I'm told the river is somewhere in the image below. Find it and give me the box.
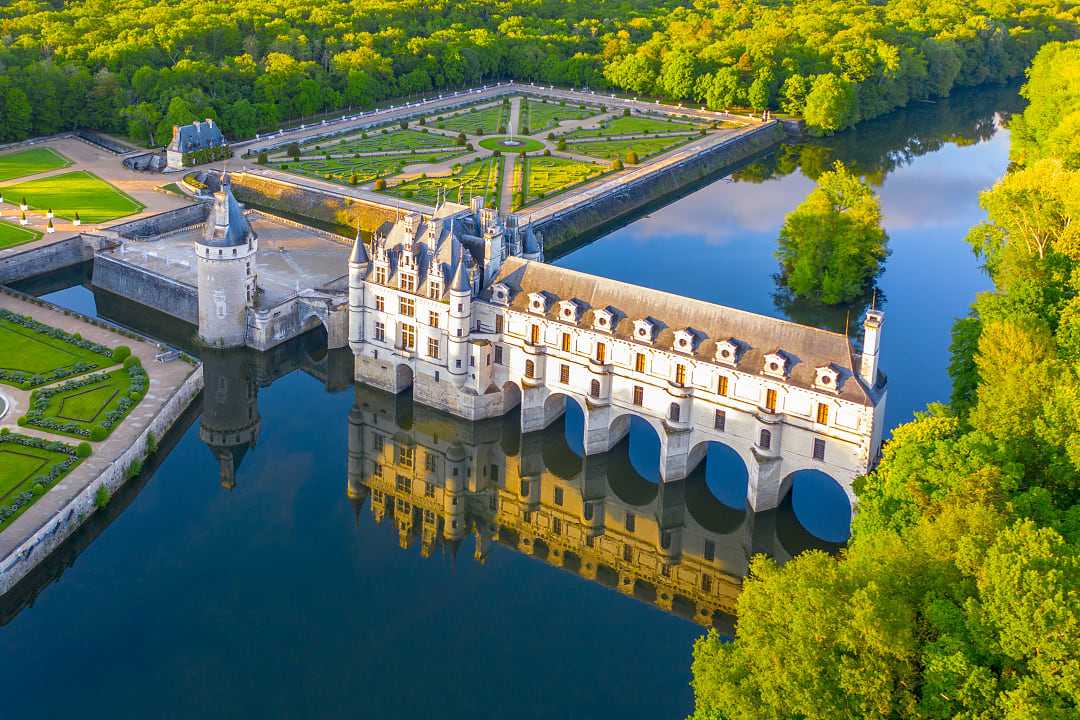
[0,84,1019,720]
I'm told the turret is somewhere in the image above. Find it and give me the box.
[348,227,369,354]
[859,309,884,388]
[195,174,257,348]
[447,245,472,383]
[198,350,260,490]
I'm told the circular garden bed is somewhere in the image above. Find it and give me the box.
[478,136,545,153]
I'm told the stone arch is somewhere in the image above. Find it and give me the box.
[685,438,753,510]
[393,362,414,394]
[777,467,853,544]
[605,411,666,486]
[501,380,522,414]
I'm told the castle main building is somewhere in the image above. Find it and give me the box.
[348,202,887,512]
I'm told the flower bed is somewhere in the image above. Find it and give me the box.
[0,430,83,531]
[20,359,149,440]
[0,308,120,389]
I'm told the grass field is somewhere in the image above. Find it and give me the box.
[569,135,693,162]
[435,104,510,135]
[23,365,146,440]
[2,171,144,223]
[276,151,465,186]
[521,156,605,204]
[565,114,701,138]
[387,156,504,207]
[0,220,42,250]
[0,147,71,182]
[478,136,545,153]
[523,99,599,133]
[0,313,116,389]
[301,129,455,155]
[0,434,81,532]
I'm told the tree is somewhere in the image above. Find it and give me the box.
[803,73,858,135]
[776,161,889,304]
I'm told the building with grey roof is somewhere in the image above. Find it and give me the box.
[166,119,228,170]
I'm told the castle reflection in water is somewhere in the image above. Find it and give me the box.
[199,337,840,630]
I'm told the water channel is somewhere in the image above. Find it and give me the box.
[0,84,1019,719]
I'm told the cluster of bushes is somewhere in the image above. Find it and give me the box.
[0,430,81,525]
[181,144,233,167]
[0,361,99,390]
[20,359,148,440]
[1,309,113,358]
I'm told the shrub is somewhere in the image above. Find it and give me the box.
[374,178,387,190]
[625,150,639,164]
[94,484,110,508]
[612,158,624,170]
[456,132,466,146]
[557,139,567,151]
[547,133,555,140]
[404,190,415,198]
[16,416,27,426]
[349,173,358,185]
[521,126,530,135]
[543,149,551,156]
[90,426,107,441]
[145,432,157,455]
[76,442,92,458]
[123,355,141,369]
[256,151,268,164]
[399,119,408,130]
[281,163,289,170]
[112,345,131,363]
[286,142,301,158]
[623,108,631,116]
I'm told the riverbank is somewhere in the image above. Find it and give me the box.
[0,289,202,595]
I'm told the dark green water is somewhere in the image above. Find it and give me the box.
[0,84,1018,719]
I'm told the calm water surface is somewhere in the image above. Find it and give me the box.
[0,85,1018,720]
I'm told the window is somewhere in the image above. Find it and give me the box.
[375,295,384,312]
[635,353,646,373]
[400,273,415,292]
[494,345,504,365]
[813,437,826,461]
[525,360,535,379]
[495,315,504,333]
[429,282,441,299]
[702,574,712,593]
[554,487,564,506]
[625,512,635,531]
[530,325,540,345]
[400,323,415,350]
[669,403,680,422]
[397,444,414,468]
[425,482,435,498]
[714,409,726,431]
[595,342,606,364]
[428,311,439,328]
[520,479,530,496]
[704,539,715,562]
[425,453,437,471]
[560,364,570,384]
[717,375,729,396]
[375,266,386,284]
[623,544,633,561]
[552,517,562,535]
[759,429,771,450]
[816,403,829,425]
[561,333,571,352]
[675,363,686,385]
[395,474,410,493]
[399,297,415,317]
[427,337,440,359]
[765,388,777,412]
[374,321,385,341]
[590,379,600,398]
[633,385,644,406]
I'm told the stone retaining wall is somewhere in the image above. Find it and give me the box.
[105,202,209,239]
[0,365,204,596]
[0,235,112,285]
[231,174,399,234]
[91,253,198,324]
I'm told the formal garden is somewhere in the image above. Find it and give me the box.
[2,170,144,223]
[567,135,696,162]
[0,430,85,532]
[521,98,600,133]
[275,150,466,186]
[388,155,504,207]
[0,147,71,182]
[564,114,703,138]
[0,220,42,250]
[517,156,607,207]
[0,308,120,388]
[19,358,148,440]
[431,103,510,135]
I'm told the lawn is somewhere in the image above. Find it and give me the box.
[478,136,545,153]
[2,170,144,223]
[276,151,466,186]
[0,147,71,182]
[568,135,694,162]
[386,156,504,208]
[521,156,606,205]
[300,129,455,155]
[0,220,42,250]
[22,363,149,440]
[0,309,117,389]
[565,114,702,138]
[434,104,510,135]
[523,99,599,134]
[0,432,82,532]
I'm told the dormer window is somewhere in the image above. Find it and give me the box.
[763,352,788,378]
[673,329,696,353]
[633,319,655,344]
[715,339,739,366]
[815,365,840,392]
[593,308,615,333]
[400,273,415,293]
[375,266,387,285]
[558,300,582,324]
[491,282,510,306]
[428,281,442,299]
[528,292,549,315]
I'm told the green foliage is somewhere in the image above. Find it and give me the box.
[76,442,92,458]
[776,161,889,304]
[94,484,110,508]
[111,345,131,362]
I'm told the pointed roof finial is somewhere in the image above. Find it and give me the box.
[450,250,471,293]
[870,288,877,311]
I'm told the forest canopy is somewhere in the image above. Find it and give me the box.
[0,0,1077,144]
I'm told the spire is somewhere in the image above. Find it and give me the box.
[201,172,255,248]
[450,251,471,293]
[349,227,369,265]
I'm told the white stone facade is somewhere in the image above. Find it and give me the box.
[349,217,887,512]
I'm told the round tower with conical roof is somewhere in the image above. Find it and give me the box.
[447,242,472,385]
[196,174,258,347]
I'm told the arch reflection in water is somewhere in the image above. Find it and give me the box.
[345,385,843,628]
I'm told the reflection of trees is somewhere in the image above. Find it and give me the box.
[772,282,886,342]
[733,83,1021,186]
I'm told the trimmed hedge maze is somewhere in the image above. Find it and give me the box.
[300,128,454,155]
[522,98,600,134]
[520,156,606,206]
[433,104,510,135]
[568,135,694,162]
[389,156,504,208]
[565,114,702,138]
[276,151,466,186]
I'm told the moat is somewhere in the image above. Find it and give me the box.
[0,84,1017,719]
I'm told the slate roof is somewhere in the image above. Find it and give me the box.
[201,177,256,248]
[168,119,226,154]
[489,257,876,405]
